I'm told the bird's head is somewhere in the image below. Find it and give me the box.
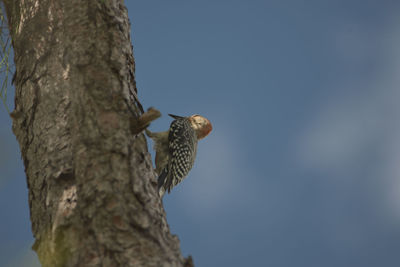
[168,114,212,139]
[188,114,212,139]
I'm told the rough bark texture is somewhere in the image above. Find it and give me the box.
[3,1,191,266]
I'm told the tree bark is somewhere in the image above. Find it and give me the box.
[3,1,191,266]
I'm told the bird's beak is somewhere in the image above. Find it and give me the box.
[168,114,184,119]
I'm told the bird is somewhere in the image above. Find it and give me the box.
[146,114,212,197]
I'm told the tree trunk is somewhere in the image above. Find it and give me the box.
[3,1,191,266]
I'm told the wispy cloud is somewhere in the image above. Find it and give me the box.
[294,17,400,220]
[164,124,252,218]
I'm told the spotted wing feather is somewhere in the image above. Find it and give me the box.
[163,118,197,193]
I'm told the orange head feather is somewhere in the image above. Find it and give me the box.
[189,115,212,139]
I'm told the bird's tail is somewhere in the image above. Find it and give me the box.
[158,167,168,197]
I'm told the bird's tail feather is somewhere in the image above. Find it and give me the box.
[158,167,168,197]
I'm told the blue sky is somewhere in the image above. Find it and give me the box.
[1,1,400,266]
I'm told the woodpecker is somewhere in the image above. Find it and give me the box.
[146,114,212,197]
